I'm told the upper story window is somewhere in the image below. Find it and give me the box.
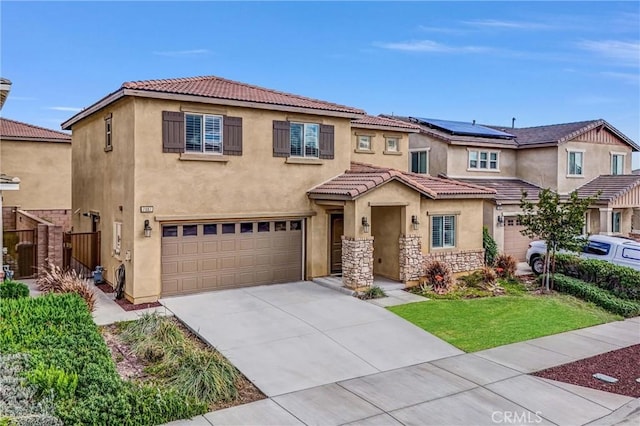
[186,113,223,154]
[385,137,399,153]
[567,150,584,176]
[290,122,319,157]
[468,150,499,170]
[431,215,455,248]
[411,150,428,174]
[611,153,625,175]
[104,114,113,152]
[357,135,372,151]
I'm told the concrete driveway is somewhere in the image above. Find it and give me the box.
[160,281,462,396]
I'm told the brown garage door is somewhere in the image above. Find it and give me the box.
[161,220,303,296]
[503,217,532,262]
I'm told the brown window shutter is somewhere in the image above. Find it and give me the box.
[223,116,243,156]
[273,120,291,157]
[319,124,335,159]
[162,111,185,153]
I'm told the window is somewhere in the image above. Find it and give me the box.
[622,247,640,261]
[290,220,302,230]
[185,113,223,154]
[611,154,624,175]
[203,224,217,235]
[240,223,253,233]
[357,135,372,151]
[182,225,198,236]
[583,241,611,256]
[258,222,270,232]
[290,122,319,157]
[411,151,428,174]
[385,137,399,152]
[163,226,178,237]
[612,211,621,233]
[468,150,499,170]
[222,223,235,234]
[104,114,112,152]
[568,151,584,176]
[113,222,122,255]
[431,215,455,248]
[275,221,287,231]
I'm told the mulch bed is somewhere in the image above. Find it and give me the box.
[95,282,162,311]
[533,344,640,397]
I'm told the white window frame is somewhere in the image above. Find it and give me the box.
[290,122,319,158]
[410,149,429,174]
[566,149,585,177]
[467,149,500,171]
[431,215,456,249]
[611,152,625,175]
[357,135,372,151]
[113,222,122,256]
[612,211,621,233]
[385,137,399,153]
[185,113,223,154]
[104,114,113,152]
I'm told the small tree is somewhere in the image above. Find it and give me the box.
[519,188,599,292]
[483,227,498,266]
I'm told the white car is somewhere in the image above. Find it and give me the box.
[525,234,640,275]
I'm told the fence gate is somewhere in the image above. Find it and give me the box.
[63,231,101,277]
[2,230,38,279]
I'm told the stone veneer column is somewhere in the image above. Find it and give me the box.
[399,234,423,282]
[341,236,374,289]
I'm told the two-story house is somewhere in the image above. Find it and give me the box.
[392,116,640,259]
[62,76,494,304]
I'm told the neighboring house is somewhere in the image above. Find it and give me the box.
[62,75,493,303]
[0,118,72,230]
[391,116,640,260]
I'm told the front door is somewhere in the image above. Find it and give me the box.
[330,214,344,274]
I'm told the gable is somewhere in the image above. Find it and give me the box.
[572,127,629,148]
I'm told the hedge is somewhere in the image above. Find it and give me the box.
[0,293,206,425]
[0,280,29,299]
[552,274,640,318]
[554,254,640,301]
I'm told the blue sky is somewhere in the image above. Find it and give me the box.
[2,1,639,168]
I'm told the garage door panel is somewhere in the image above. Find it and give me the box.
[504,221,532,262]
[162,220,303,296]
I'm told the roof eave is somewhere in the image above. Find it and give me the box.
[62,89,125,130]
[0,136,71,143]
[307,193,352,201]
[435,193,495,200]
[352,123,419,133]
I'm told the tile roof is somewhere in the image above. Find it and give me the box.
[0,118,71,142]
[352,115,421,132]
[121,76,365,115]
[575,175,640,203]
[455,178,542,203]
[633,169,639,175]
[307,162,495,200]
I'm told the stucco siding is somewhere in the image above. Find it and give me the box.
[517,147,558,190]
[421,198,484,252]
[1,140,71,210]
[446,145,517,178]
[351,128,408,170]
[408,133,448,176]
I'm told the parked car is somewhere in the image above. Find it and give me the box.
[526,234,640,274]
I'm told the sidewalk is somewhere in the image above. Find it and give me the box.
[168,317,640,426]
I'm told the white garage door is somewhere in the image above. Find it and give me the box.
[161,220,303,296]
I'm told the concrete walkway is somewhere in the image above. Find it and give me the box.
[160,282,640,426]
[161,281,462,396]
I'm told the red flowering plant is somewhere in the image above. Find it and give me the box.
[421,261,453,294]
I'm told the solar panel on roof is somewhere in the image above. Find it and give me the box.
[413,117,515,138]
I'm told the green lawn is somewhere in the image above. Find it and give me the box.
[388,294,621,352]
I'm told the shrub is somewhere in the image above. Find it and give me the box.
[483,227,498,266]
[422,261,454,294]
[26,364,78,400]
[554,256,640,301]
[552,274,640,317]
[36,262,96,312]
[0,280,29,299]
[494,254,517,278]
[357,286,386,300]
[0,294,206,425]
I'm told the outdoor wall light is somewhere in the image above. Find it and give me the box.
[411,215,420,230]
[496,202,503,211]
[361,216,370,233]
[497,214,504,226]
[144,219,152,238]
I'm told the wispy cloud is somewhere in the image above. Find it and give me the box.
[375,40,491,54]
[462,19,552,30]
[576,40,639,66]
[417,25,467,35]
[600,71,639,85]
[46,106,82,112]
[153,49,210,57]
